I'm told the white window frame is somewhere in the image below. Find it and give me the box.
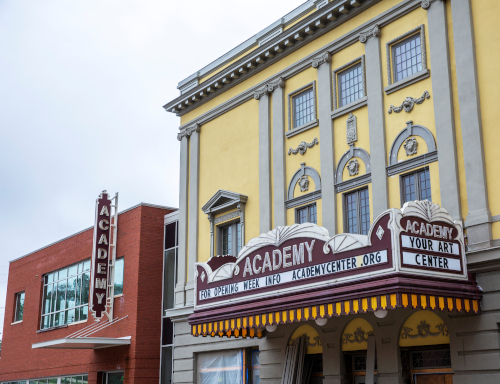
[14,291,25,323]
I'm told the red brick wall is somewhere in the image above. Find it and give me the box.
[0,204,173,384]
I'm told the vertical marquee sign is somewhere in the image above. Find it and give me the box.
[90,190,119,321]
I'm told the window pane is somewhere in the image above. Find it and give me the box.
[339,63,363,107]
[114,257,124,295]
[15,292,25,321]
[309,205,317,224]
[198,350,243,384]
[293,88,314,128]
[403,174,416,203]
[44,284,52,314]
[57,279,67,311]
[164,249,177,312]
[393,34,422,82]
[252,350,261,384]
[297,208,307,224]
[165,222,177,249]
[81,272,90,304]
[222,226,232,256]
[359,189,371,236]
[236,223,242,255]
[82,376,88,384]
[161,346,173,384]
[67,276,76,308]
[106,372,124,384]
[419,169,432,202]
[346,193,358,234]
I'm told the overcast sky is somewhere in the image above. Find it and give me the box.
[0,0,304,335]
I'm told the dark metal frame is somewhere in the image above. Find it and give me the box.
[399,167,431,208]
[342,187,370,235]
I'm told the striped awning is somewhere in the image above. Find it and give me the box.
[191,293,480,337]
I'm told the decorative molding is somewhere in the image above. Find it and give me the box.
[288,137,319,155]
[347,159,360,176]
[387,150,437,176]
[421,0,441,10]
[214,210,242,225]
[332,56,366,110]
[384,69,430,95]
[335,173,371,193]
[287,162,322,200]
[386,25,427,86]
[299,175,310,192]
[400,200,456,225]
[285,190,322,209]
[400,320,448,339]
[403,137,418,156]
[311,52,331,68]
[288,81,317,132]
[172,0,427,128]
[388,121,436,166]
[346,113,357,144]
[388,91,430,114]
[254,77,285,100]
[330,96,368,120]
[359,24,380,43]
[376,225,385,240]
[343,327,375,344]
[177,123,200,141]
[335,147,371,184]
[285,119,319,138]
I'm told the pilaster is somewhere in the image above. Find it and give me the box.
[451,0,492,249]
[256,88,272,233]
[426,0,462,222]
[271,78,287,227]
[362,25,389,218]
[313,52,337,235]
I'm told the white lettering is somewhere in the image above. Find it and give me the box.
[95,293,105,304]
[243,257,253,277]
[304,240,315,262]
[95,278,107,289]
[283,246,292,268]
[100,205,110,216]
[99,219,109,230]
[98,234,108,245]
[272,250,282,270]
[262,252,272,273]
[292,244,304,266]
[97,263,107,274]
[253,254,262,274]
[97,248,108,259]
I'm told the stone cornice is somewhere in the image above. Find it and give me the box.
[254,77,285,100]
[359,23,381,43]
[174,0,426,132]
[311,52,331,68]
[164,0,382,116]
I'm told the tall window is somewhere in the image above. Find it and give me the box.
[219,222,242,256]
[197,349,260,384]
[14,291,25,322]
[41,260,91,329]
[293,88,315,128]
[113,257,124,296]
[296,204,317,224]
[345,189,370,235]
[402,168,431,204]
[339,64,364,107]
[392,34,422,83]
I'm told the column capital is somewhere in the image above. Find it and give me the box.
[311,52,331,69]
[177,123,201,141]
[359,24,381,44]
[421,0,443,10]
[254,77,285,100]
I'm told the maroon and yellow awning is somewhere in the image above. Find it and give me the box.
[191,292,479,337]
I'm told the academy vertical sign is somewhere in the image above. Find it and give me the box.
[90,191,113,320]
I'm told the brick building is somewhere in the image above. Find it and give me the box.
[0,202,176,384]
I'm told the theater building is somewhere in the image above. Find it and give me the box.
[0,200,176,384]
[163,0,500,383]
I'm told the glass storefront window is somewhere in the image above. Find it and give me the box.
[198,350,244,384]
[114,257,124,296]
[41,261,90,329]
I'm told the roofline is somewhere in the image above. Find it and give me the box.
[9,202,178,264]
[176,0,322,93]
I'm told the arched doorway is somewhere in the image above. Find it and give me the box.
[399,310,452,384]
[282,324,323,384]
[342,318,377,384]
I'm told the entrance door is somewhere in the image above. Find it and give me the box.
[415,374,453,384]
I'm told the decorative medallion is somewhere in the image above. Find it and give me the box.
[401,320,448,340]
[346,113,357,145]
[288,137,319,155]
[347,159,359,177]
[388,91,430,114]
[298,175,310,192]
[403,137,418,156]
[343,327,375,344]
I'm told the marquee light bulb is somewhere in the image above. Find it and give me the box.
[265,324,277,333]
[315,317,328,326]
[374,309,388,318]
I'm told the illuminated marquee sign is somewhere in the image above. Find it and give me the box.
[90,190,118,321]
[194,201,468,310]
